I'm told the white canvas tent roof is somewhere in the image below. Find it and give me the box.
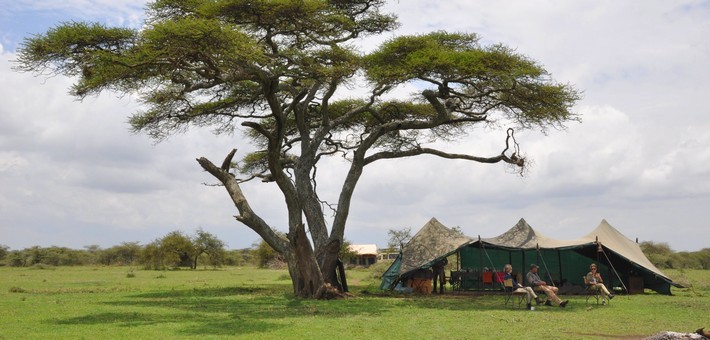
[583,219,669,281]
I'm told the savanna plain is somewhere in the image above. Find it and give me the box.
[0,266,707,339]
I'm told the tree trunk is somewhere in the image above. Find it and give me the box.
[196,154,337,298]
[287,226,325,298]
[319,239,342,290]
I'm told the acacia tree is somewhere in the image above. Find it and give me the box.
[387,227,412,251]
[193,228,227,269]
[160,230,196,268]
[16,0,580,298]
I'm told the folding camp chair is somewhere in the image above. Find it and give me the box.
[503,279,527,308]
[583,276,603,305]
[449,271,462,291]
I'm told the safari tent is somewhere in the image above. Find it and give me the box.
[381,218,679,295]
[380,218,472,290]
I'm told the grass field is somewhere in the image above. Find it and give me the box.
[0,266,707,339]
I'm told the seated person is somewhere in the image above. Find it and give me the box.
[503,264,538,310]
[586,263,615,304]
[526,264,569,308]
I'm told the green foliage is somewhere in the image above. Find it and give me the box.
[338,239,358,263]
[640,241,673,255]
[193,228,227,268]
[15,22,135,77]
[641,241,710,270]
[222,248,254,266]
[139,242,167,270]
[365,32,492,84]
[0,244,8,263]
[136,229,229,270]
[365,31,580,129]
[253,239,285,269]
[98,242,142,266]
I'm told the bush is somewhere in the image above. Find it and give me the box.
[254,240,285,269]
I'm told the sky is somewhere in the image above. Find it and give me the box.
[1,0,709,252]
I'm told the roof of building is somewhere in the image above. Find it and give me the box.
[348,244,378,256]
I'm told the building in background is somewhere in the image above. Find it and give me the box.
[347,244,378,266]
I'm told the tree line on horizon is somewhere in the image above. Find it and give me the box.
[1,237,708,270]
[639,242,710,270]
[0,229,360,270]
[0,229,243,269]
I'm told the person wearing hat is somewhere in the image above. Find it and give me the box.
[586,263,615,304]
[526,264,568,308]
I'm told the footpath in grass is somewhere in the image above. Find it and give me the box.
[0,266,707,339]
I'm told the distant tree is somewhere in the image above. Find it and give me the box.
[451,226,465,236]
[640,241,674,269]
[160,231,195,268]
[83,245,101,265]
[139,241,167,270]
[387,227,412,250]
[223,249,252,266]
[24,246,46,266]
[7,250,26,267]
[0,244,8,263]
[696,248,710,270]
[16,0,580,297]
[192,228,227,269]
[640,241,673,256]
[116,242,142,265]
[338,239,358,265]
[254,239,285,269]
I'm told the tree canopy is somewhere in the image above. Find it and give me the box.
[16,0,580,298]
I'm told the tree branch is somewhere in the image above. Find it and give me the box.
[196,154,288,253]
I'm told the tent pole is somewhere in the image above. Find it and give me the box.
[557,250,562,287]
[600,245,629,293]
[479,235,504,290]
[535,243,541,270]
[478,235,483,290]
[537,243,556,287]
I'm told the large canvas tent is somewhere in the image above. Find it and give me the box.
[382,217,679,295]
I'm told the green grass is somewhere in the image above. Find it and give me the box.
[0,266,707,339]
